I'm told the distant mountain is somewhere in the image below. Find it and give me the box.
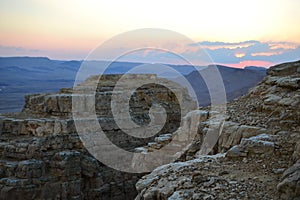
[0,57,201,113]
[244,66,267,71]
[173,65,266,106]
[0,57,266,113]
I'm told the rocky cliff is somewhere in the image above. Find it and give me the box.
[0,60,299,200]
[0,74,196,199]
[136,60,300,199]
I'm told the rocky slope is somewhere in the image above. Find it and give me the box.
[135,60,300,199]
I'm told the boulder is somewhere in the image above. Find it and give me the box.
[267,60,300,76]
[226,134,275,158]
[218,123,266,152]
[293,141,300,162]
[277,160,300,199]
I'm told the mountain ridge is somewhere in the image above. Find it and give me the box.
[0,57,266,113]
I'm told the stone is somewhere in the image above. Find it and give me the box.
[218,123,266,153]
[276,77,300,89]
[226,145,247,158]
[277,161,300,199]
[240,134,275,155]
[264,94,282,105]
[292,141,300,162]
[267,60,300,76]
[16,159,45,179]
[272,168,286,174]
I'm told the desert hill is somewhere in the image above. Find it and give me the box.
[0,57,266,113]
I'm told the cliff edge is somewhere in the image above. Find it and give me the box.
[136,60,300,200]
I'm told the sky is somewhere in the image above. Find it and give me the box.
[0,0,300,68]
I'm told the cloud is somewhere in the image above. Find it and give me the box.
[251,52,283,57]
[185,40,300,67]
[1,41,299,68]
[235,53,246,58]
[269,42,298,50]
[189,40,258,50]
[114,40,300,67]
[0,45,44,56]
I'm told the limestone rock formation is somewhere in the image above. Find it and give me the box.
[277,160,300,199]
[0,74,196,199]
[136,60,300,199]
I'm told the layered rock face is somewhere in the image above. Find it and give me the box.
[136,60,300,199]
[0,74,196,199]
[1,60,299,199]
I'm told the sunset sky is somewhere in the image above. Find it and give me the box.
[1,0,300,67]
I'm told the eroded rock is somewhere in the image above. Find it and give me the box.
[277,160,300,200]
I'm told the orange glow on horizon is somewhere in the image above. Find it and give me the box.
[227,60,273,68]
[1,0,300,65]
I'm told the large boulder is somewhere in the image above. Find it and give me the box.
[226,134,276,158]
[277,160,300,200]
[267,60,300,76]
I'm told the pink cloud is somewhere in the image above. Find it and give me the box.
[269,43,298,50]
[226,60,273,68]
